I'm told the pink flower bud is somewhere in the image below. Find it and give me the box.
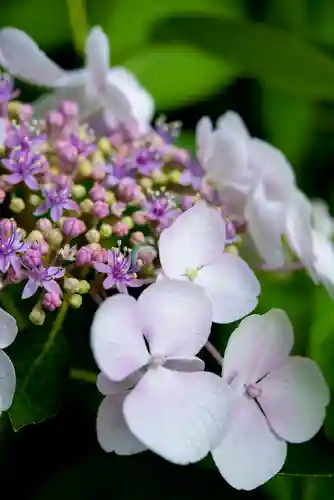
[19,104,33,122]
[43,292,62,311]
[109,132,124,148]
[92,166,106,181]
[56,174,71,188]
[130,231,145,245]
[76,246,92,266]
[112,222,129,237]
[46,110,64,128]
[59,100,78,120]
[0,189,6,204]
[89,184,106,202]
[57,142,78,163]
[31,239,49,255]
[24,248,42,267]
[117,179,140,202]
[92,201,109,219]
[137,248,156,265]
[110,202,126,218]
[7,267,23,284]
[36,218,53,234]
[132,211,148,225]
[63,217,86,238]
[92,247,108,263]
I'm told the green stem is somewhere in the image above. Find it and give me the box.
[66,0,89,55]
[70,368,97,383]
[49,300,69,341]
[0,292,27,331]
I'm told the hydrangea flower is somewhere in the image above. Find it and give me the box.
[211,309,329,490]
[34,183,79,221]
[0,308,18,412]
[0,72,19,103]
[93,248,144,293]
[0,27,154,134]
[142,196,181,232]
[104,156,135,186]
[0,220,27,274]
[158,202,260,323]
[91,279,231,463]
[22,264,65,299]
[3,149,46,190]
[130,147,164,175]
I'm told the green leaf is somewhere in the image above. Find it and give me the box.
[7,309,69,431]
[308,287,334,441]
[152,14,334,100]
[303,477,334,500]
[123,44,235,109]
[1,0,72,49]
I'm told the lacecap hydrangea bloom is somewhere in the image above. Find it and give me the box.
[0,25,331,490]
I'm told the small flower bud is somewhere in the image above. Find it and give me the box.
[24,248,42,267]
[92,200,109,218]
[130,231,145,245]
[36,218,53,235]
[109,132,124,148]
[48,228,63,247]
[27,230,44,243]
[43,292,62,311]
[63,217,86,238]
[151,169,167,184]
[80,198,93,213]
[92,151,105,165]
[98,137,111,154]
[59,100,78,119]
[79,160,92,177]
[89,184,106,202]
[87,243,101,251]
[18,228,27,239]
[69,294,82,309]
[105,191,116,205]
[139,178,153,189]
[110,202,125,217]
[76,246,92,266]
[64,277,80,293]
[225,244,239,256]
[28,194,41,206]
[72,184,86,199]
[10,197,25,213]
[29,307,46,326]
[0,189,6,203]
[78,280,90,294]
[112,222,129,237]
[57,217,66,229]
[169,170,181,184]
[85,229,100,243]
[132,211,148,225]
[121,216,134,230]
[100,223,113,239]
[92,247,108,263]
[92,166,106,181]
[117,179,140,202]
[31,239,49,255]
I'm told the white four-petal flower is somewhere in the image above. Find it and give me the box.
[158,202,260,323]
[0,26,154,135]
[0,308,18,412]
[212,309,329,490]
[91,279,231,464]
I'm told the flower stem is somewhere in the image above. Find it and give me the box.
[205,341,223,367]
[70,368,97,383]
[66,0,89,55]
[49,299,69,343]
[0,292,27,330]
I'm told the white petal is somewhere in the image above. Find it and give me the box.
[165,357,205,372]
[258,356,329,443]
[194,254,260,324]
[312,200,334,238]
[0,28,65,86]
[313,231,334,296]
[223,309,293,385]
[137,280,212,357]
[124,367,231,464]
[0,350,16,410]
[54,69,87,88]
[96,372,140,396]
[0,308,17,348]
[0,118,5,148]
[196,116,213,165]
[245,182,285,267]
[159,202,226,278]
[217,110,250,142]
[212,396,287,490]
[97,394,146,455]
[85,26,109,92]
[91,294,149,382]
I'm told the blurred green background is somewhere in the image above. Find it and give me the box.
[2,0,334,498]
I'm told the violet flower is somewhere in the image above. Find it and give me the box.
[34,183,79,221]
[179,158,204,191]
[5,123,46,151]
[104,157,135,187]
[130,147,164,175]
[93,248,144,293]
[3,150,46,190]
[69,133,96,159]
[0,73,19,103]
[0,220,27,274]
[142,196,181,231]
[21,264,65,299]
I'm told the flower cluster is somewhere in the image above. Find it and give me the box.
[0,25,332,491]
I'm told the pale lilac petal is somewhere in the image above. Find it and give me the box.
[124,367,231,464]
[97,394,146,455]
[223,309,293,385]
[85,26,109,94]
[0,119,4,148]
[194,254,260,324]
[93,263,110,274]
[159,202,226,278]
[47,267,65,279]
[0,350,16,410]
[91,294,149,381]
[43,280,62,296]
[0,28,65,86]
[22,279,39,299]
[217,111,250,141]
[24,174,39,191]
[64,200,79,211]
[258,357,330,443]
[96,372,141,396]
[9,255,21,275]
[196,116,213,165]
[103,276,116,289]
[50,205,62,221]
[212,396,287,491]
[0,309,17,349]
[165,357,205,372]
[312,200,334,238]
[6,173,22,185]
[34,201,49,216]
[137,280,212,357]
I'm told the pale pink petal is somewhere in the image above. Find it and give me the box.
[96,370,144,396]
[85,26,109,97]
[194,254,260,324]
[196,116,213,165]
[212,396,287,490]
[0,350,16,410]
[124,367,231,465]
[91,294,149,381]
[165,357,205,372]
[217,111,250,142]
[223,310,293,385]
[0,28,65,86]
[97,394,146,455]
[137,280,212,357]
[0,309,18,348]
[258,356,330,443]
[159,202,226,278]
